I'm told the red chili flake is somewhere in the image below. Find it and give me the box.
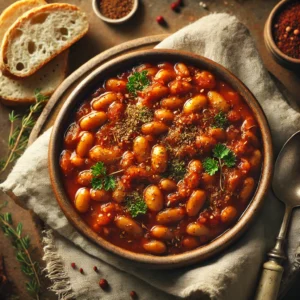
[93,266,98,272]
[79,268,84,274]
[156,16,165,25]
[99,279,108,290]
[71,263,76,269]
[171,2,179,11]
[130,290,137,299]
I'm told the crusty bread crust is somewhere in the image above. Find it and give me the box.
[0,3,88,78]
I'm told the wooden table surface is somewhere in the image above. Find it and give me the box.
[0,0,300,299]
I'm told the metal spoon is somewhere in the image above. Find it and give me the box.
[255,130,300,300]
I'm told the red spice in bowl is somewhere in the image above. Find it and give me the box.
[99,0,134,20]
[273,1,300,59]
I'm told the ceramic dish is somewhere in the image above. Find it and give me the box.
[264,0,300,70]
[92,0,138,24]
[49,49,273,269]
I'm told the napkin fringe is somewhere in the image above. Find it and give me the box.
[42,230,75,300]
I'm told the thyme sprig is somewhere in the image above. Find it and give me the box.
[0,202,40,299]
[0,89,49,174]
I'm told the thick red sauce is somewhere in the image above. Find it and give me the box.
[59,62,262,255]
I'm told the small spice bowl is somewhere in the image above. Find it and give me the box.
[264,0,300,70]
[92,0,138,24]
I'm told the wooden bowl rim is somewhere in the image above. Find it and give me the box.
[265,0,300,64]
[49,49,273,269]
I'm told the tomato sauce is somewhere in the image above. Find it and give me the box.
[59,62,262,255]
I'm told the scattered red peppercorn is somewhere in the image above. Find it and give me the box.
[99,279,108,290]
[156,16,165,25]
[71,263,76,269]
[130,290,137,299]
[171,2,179,11]
[93,266,98,272]
[79,268,84,274]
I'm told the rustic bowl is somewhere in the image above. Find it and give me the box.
[92,0,138,24]
[264,0,300,70]
[49,49,273,269]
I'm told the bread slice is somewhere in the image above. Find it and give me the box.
[0,3,88,78]
[0,0,68,106]
[0,51,68,106]
[0,0,47,45]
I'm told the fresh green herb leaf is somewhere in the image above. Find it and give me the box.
[103,176,116,191]
[34,88,49,103]
[203,144,236,190]
[212,112,228,129]
[126,70,150,96]
[203,157,219,175]
[8,111,19,122]
[91,162,106,177]
[126,192,147,218]
[223,151,236,167]
[213,143,236,166]
[213,143,230,159]
[90,162,116,191]
[1,89,48,174]
[0,211,41,298]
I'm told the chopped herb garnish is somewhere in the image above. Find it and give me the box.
[125,192,147,218]
[213,143,236,167]
[212,112,228,129]
[91,162,116,191]
[164,159,186,181]
[126,70,150,96]
[203,158,219,176]
[203,143,236,190]
[114,104,153,142]
[91,162,106,177]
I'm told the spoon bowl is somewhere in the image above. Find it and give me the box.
[273,131,300,207]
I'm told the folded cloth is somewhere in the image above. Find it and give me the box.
[1,13,300,300]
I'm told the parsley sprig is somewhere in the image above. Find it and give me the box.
[212,112,228,129]
[0,202,41,299]
[125,192,147,218]
[126,70,150,96]
[91,162,116,191]
[203,143,236,190]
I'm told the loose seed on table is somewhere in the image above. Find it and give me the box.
[99,278,109,290]
[130,290,137,299]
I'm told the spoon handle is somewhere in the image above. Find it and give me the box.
[255,205,293,300]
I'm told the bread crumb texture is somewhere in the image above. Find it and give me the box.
[3,4,88,77]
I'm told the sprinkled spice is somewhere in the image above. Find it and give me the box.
[114,104,153,142]
[93,266,98,272]
[99,0,134,20]
[71,262,76,269]
[273,1,300,59]
[99,278,109,290]
[79,268,84,274]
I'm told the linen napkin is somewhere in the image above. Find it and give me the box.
[2,13,300,300]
